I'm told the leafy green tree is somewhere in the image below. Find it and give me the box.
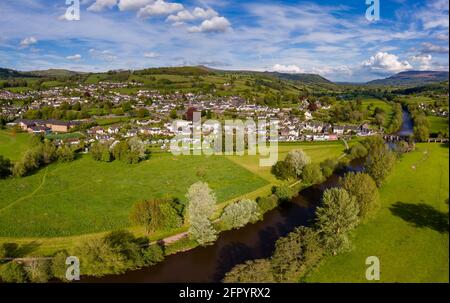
[301,163,324,184]
[141,244,165,266]
[339,172,380,220]
[348,142,368,160]
[130,200,162,234]
[26,260,51,283]
[40,140,57,164]
[284,149,310,177]
[414,125,429,142]
[51,251,69,281]
[223,259,275,283]
[365,143,396,187]
[57,145,75,162]
[257,195,279,214]
[0,262,28,283]
[220,199,261,230]
[320,159,337,178]
[271,227,324,282]
[189,216,217,246]
[186,182,216,222]
[273,185,294,203]
[271,160,295,180]
[0,155,12,178]
[315,188,359,254]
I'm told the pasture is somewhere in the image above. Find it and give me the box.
[0,130,33,161]
[306,143,449,282]
[428,116,449,134]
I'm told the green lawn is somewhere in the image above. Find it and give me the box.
[428,116,449,134]
[0,154,267,237]
[306,143,449,283]
[0,130,33,161]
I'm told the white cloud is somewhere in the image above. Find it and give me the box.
[167,10,195,23]
[362,52,412,73]
[89,49,118,61]
[137,0,183,19]
[118,0,154,11]
[144,51,159,58]
[66,54,82,61]
[270,64,304,74]
[19,36,38,48]
[410,54,433,70]
[192,7,219,20]
[188,16,231,33]
[87,0,118,12]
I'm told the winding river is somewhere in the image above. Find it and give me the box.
[86,109,414,283]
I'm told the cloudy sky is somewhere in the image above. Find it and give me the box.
[0,0,448,82]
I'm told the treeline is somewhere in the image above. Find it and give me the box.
[91,137,147,164]
[386,103,403,134]
[0,230,164,282]
[0,137,75,179]
[407,105,431,141]
[223,136,401,282]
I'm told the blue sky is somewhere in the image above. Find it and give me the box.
[0,0,448,82]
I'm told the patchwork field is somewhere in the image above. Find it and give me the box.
[306,143,449,283]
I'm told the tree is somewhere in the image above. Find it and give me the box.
[271,227,324,282]
[315,188,359,254]
[128,137,146,160]
[220,199,261,230]
[301,163,324,184]
[414,125,429,142]
[186,182,216,222]
[186,182,218,245]
[57,145,75,162]
[348,142,368,160]
[339,172,380,220]
[284,149,310,177]
[130,200,162,234]
[223,259,275,283]
[26,260,50,283]
[0,262,28,283]
[320,159,337,178]
[271,160,295,180]
[189,216,217,246]
[365,143,396,187]
[91,142,111,162]
[273,185,294,203]
[0,155,12,178]
[40,140,57,164]
[257,195,279,214]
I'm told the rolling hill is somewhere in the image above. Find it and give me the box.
[367,71,449,86]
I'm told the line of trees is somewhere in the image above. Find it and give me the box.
[1,138,75,178]
[0,230,165,282]
[224,136,399,282]
[91,137,147,164]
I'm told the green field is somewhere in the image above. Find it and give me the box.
[306,143,449,283]
[428,116,449,134]
[362,98,394,128]
[0,138,347,254]
[0,130,33,161]
[0,154,267,237]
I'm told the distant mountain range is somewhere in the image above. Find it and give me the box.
[1,66,448,87]
[366,71,449,86]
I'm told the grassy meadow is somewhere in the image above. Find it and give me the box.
[306,143,449,283]
[0,130,348,254]
[0,130,34,161]
[428,116,449,134]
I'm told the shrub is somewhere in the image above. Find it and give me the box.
[0,156,12,179]
[284,149,310,177]
[271,160,295,180]
[348,142,368,160]
[57,145,75,162]
[320,159,337,178]
[141,244,165,266]
[51,251,69,281]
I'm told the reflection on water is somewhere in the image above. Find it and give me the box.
[397,108,414,137]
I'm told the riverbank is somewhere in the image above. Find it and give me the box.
[306,143,449,282]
